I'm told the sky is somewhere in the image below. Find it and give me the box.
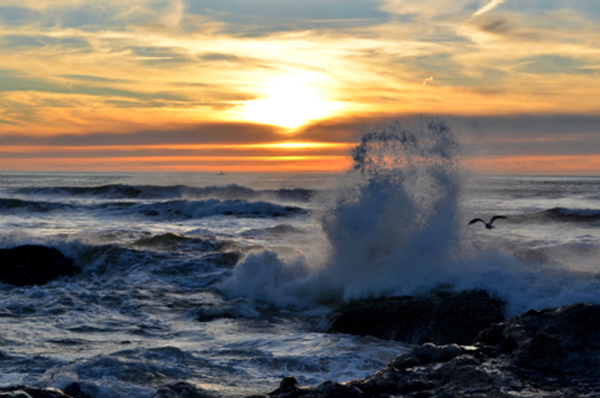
[0,0,599,174]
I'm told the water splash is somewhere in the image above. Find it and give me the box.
[312,118,462,301]
[220,118,600,316]
[220,118,465,306]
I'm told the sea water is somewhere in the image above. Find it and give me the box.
[2,120,600,397]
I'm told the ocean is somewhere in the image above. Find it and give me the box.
[2,122,600,397]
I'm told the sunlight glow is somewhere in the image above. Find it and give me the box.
[235,75,343,130]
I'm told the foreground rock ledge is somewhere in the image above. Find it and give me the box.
[247,302,600,398]
[325,289,506,345]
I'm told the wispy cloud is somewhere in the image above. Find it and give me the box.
[472,0,506,17]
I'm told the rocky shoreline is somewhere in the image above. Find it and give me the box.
[3,288,600,397]
[246,297,600,398]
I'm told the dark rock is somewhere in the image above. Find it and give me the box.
[278,376,299,391]
[267,376,311,397]
[0,245,80,286]
[350,367,433,397]
[308,381,363,397]
[247,302,600,398]
[153,381,217,398]
[263,377,364,398]
[326,289,505,345]
[476,302,600,377]
[62,383,92,398]
[391,343,463,369]
[246,301,600,398]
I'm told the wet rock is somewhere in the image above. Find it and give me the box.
[476,302,600,377]
[153,381,217,398]
[62,383,93,398]
[0,245,79,286]
[256,377,363,398]
[0,392,32,398]
[0,386,72,398]
[266,376,311,397]
[308,381,363,398]
[391,343,463,369]
[326,289,505,345]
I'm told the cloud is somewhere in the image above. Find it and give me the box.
[450,114,600,156]
[517,55,597,75]
[1,34,91,51]
[295,115,391,143]
[198,53,244,62]
[379,0,477,20]
[185,0,388,28]
[422,76,434,85]
[0,122,285,146]
[0,6,42,26]
[476,17,510,34]
[60,74,131,84]
[472,0,506,17]
[1,0,600,149]
[0,69,189,102]
[467,15,543,41]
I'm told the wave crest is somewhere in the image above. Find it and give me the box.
[16,184,313,202]
[542,207,600,221]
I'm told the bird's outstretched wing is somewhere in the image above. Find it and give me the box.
[490,215,507,224]
[468,218,485,225]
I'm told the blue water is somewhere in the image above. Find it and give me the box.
[2,123,600,397]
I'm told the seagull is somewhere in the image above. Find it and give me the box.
[468,215,507,229]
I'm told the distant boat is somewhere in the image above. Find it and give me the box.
[217,171,226,176]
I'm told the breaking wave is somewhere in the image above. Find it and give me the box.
[131,199,306,220]
[0,198,71,213]
[16,184,313,202]
[540,207,600,221]
[0,197,306,220]
[220,118,600,317]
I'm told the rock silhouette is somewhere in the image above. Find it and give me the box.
[325,289,505,345]
[0,245,79,286]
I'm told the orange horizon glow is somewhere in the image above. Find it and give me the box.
[0,142,354,152]
[3,150,600,176]
[0,155,353,173]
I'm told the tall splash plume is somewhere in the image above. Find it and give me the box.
[311,118,462,302]
[220,118,466,307]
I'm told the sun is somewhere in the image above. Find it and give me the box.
[236,75,342,130]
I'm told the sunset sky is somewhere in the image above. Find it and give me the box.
[1,0,599,174]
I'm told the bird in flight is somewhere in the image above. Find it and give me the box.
[468,216,507,229]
